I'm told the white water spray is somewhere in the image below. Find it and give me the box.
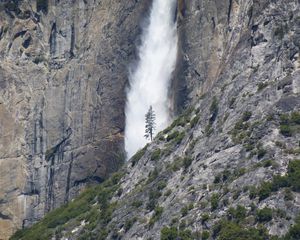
[125,0,178,159]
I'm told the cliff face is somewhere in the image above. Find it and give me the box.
[6,0,300,239]
[0,0,149,239]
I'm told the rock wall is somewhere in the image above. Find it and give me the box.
[0,0,149,238]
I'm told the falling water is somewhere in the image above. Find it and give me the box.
[125,0,178,159]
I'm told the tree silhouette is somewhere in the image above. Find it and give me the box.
[144,106,156,141]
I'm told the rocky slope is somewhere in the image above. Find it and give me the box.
[6,0,300,239]
[0,0,149,239]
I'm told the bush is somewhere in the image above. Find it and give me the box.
[280,125,292,137]
[258,182,272,201]
[256,207,273,222]
[132,200,143,208]
[36,0,48,13]
[228,205,247,222]
[287,160,300,192]
[242,111,252,122]
[181,206,189,217]
[190,115,200,128]
[291,112,300,124]
[160,227,193,240]
[149,206,164,227]
[209,96,219,123]
[124,217,137,232]
[161,227,178,240]
[202,231,210,240]
[147,168,159,183]
[151,148,161,161]
[157,180,167,190]
[211,193,219,210]
[257,147,267,159]
[201,214,210,224]
[214,220,269,240]
[183,157,193,170]
[285,216,300,240]
[131,147,147,167]
[257,82,269,91]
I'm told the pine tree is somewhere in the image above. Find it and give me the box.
[144,105,156,141]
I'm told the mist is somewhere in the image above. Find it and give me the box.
[125,0,178,159]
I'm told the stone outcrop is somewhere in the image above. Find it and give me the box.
[0,0,149,238]
[4,0,300,239]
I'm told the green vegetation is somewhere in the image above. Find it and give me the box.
[149,206,164,227]
[166,130,185,145]
[132,200,143,208]
[242,111,252,122]
[256,207,273,222]
[211,193,219,211]
[33,55,47,64]
[183,157,193,170]
[249,160,300,201]
[285,216,300,240]
[151,148,161,161]
[213,220,269,240]
[228,205,247,222]
[160,226,193,240]
[190,115,200,128]
[202,231,210,240]
[279,112,300,137]
[257,82,269,91]
[209,96,219,123]
[131,146,147,167]
[11,171,124,240]
[36,0,48,13]
[124,217,137,232]
[201,213,210,224]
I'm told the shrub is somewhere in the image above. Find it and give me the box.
[285,216,300,240]
[258,182,272,201]
[181,206,189,217]
[271,175,289,191]
[36,0,48,13]
[257,147,267,159]
[287,160,300,192]
[242,111,252,122]
[228,205,247,222]
[190,115,200,128]
[161,227,178,240]
[284,188,294,201]
[202,231,210,240]
[132,200,143,208]
[149,206,164,227]
[201,214,210,224]
[183,157,193,170]
[160,227,193,240]
[209,96,219,123]
[147,168,159,183]
[213,220,269,240]
[257,82,268,91]
[291,112,300,124]
[157,180,167,190]
[249,186,258,199]
[131,147,147,167]
[280,125,292,137]
[256,207,273,222]
[211,193,219,210]
[151,148,161,161]
[124,217,137,232]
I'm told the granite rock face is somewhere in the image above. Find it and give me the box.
[0,0,149,238]
[51,0,300,239]
[4,0,300,239]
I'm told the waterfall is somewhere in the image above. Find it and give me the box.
[125,0,178,159]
